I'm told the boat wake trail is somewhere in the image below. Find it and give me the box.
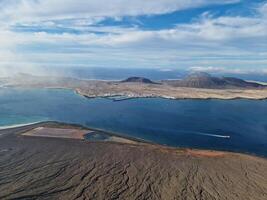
[186,131,230,139]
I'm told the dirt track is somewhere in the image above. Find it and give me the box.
[0,123,267,200]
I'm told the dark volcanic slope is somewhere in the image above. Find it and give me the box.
[0,124,267,200]
[121,76,157,84]
[163,72,265,89]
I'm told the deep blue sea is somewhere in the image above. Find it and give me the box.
[1,88,267,157]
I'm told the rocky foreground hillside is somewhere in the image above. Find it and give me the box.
[0,123,267,200]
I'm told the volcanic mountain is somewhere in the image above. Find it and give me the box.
[121,77,157,84]
[163,72,265,89]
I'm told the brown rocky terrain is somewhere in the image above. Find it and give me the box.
[0,122,267,200]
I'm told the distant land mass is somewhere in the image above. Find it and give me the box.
[121,76,157,84]
[162,72,265,89]
[1,72,267,100]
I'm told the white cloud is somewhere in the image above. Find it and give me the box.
[0,0,266,74]
[190,66,267,75]
[1,3,266,49]
[0,0,240,23]
[190,66,225,72]
[259,1,267,16]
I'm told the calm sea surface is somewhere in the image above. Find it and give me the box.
[1,88,267,157]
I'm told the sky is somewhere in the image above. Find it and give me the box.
[0,0,266,75]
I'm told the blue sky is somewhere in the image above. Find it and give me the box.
[0,0,266,75]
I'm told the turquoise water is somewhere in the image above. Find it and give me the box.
[0,87,267,157]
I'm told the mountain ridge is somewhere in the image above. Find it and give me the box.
[121,76,157,84]
[163,72,266,89]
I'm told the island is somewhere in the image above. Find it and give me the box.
[0,122,266,199]
[2,72,267,100]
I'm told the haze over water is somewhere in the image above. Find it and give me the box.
[1,87,267,157]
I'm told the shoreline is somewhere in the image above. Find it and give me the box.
[74,88,267,101]
[2,85,267,101]
[1,121,266,159]
[76,89,267,101]
[0,121,45,130]
[1,122,267,199]
[0,121,151,145]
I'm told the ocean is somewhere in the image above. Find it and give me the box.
[0,87,267,157]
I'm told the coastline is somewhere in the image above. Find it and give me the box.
[1,123,267,199]
[1,121,266,159]
[0,121,151,145]
[2,80,267,100]
[75,88,267,101]
[0,121,45,130]
[1,87,267,158]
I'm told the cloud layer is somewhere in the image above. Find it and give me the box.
[0,0,266,75]
[0,0,240,22]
